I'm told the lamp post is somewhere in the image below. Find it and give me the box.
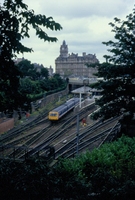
[59,94,62,102]
[79,92,82,108]
[76,78,89,155]
[76,110,79,155]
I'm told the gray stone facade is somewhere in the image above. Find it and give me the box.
[55,40,99,78]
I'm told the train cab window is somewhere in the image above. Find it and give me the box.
[50,113,57,117]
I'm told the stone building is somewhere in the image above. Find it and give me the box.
[55,40,99,78]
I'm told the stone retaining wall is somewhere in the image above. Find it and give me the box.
[31,86,69,112]
[0,118,14,134]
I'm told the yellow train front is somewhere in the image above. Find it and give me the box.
[48,111,59,121]
[48,98,79,121]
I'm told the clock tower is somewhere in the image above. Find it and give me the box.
[60,40,68,57]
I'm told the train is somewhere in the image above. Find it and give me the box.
[48,98,80,120]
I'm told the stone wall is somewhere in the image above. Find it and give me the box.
[0,118,14,134]
[31,86,69,112]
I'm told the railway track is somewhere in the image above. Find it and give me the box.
[0,97,70,146]
[0,111,49,144]
[54,118,121,159]
[0,101,121,161]
[0,97,70,145]
[0,102,96,159]
[15,103,96,159]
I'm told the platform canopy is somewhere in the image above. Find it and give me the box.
[71,86,91,108]
[71,86,91,94]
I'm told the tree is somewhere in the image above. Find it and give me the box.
[89,7,135,121]
[53,73,65,85]
[19,78,41,95]
[81,136,135,199]
[17,59,42,80]
[1,136,135,199]
[0,0,62,113]
[16,59,49,80]
[40,67,49,79]
[49,77,59,90]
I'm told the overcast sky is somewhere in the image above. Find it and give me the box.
[1,0,134,70]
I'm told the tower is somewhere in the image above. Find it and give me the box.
[55,41,99,78]
[60,40,68,57]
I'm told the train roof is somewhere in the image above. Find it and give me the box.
[50,98,79,113]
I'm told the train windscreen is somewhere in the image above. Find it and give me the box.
[50,113,57,117]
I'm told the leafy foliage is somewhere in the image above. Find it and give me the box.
[17,59,38,79]
[0,0,62,113]
[89,7,135,121]
[80,135,135,199]
[1,136,135,199]
[0,158,52,199]
[40,67,49,79]
[17,62,67,100]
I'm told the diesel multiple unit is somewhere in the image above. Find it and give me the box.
[48,98,79,120]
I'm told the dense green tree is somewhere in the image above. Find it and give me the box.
[89,7,135,121]
[18,71,67,103]
[0,158,53,199]
[81,136,135,199]
[17,59,49,80]
[52,158,89,199]
[17,59,42,80]
[0,0,62,113]
[19,78,41,94]
[40,67,49,79]
[1,136,135,199]
[39,79,51,91]
[53,73,65,86]
[49,77,59,90]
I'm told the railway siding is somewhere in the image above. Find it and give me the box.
[0,99,121,161]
